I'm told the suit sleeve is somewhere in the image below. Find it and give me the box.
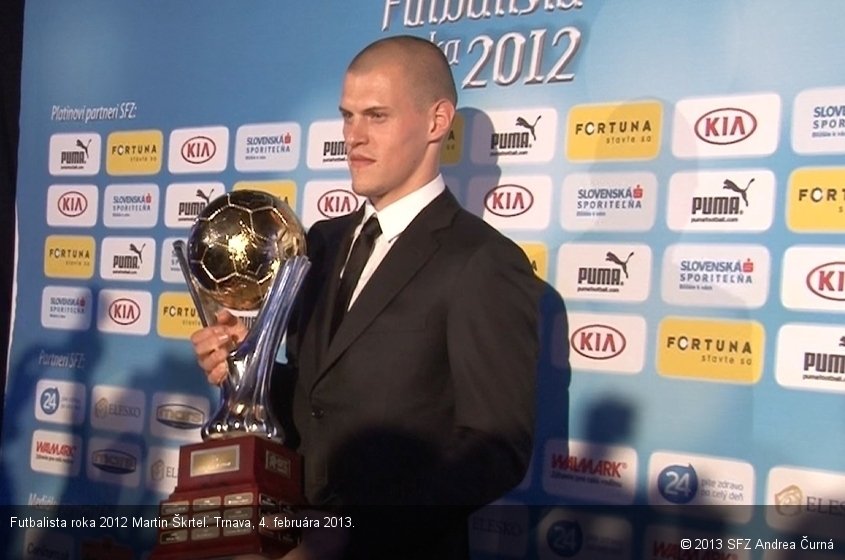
[429,236,542,507]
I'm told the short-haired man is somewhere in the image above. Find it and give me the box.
[191,35,542,559]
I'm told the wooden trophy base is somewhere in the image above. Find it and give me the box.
[151,435,304,559]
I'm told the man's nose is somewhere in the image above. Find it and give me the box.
[344,119,366,148]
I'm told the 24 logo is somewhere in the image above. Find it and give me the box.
[658,463,699,504]
[40,387,60,415]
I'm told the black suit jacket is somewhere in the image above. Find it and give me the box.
[280,189,542,557]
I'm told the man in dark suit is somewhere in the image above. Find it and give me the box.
[192,35,542,559]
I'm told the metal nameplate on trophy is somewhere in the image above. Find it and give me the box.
[151,190,309,560]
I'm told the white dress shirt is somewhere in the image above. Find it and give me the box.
[343,175,446,309]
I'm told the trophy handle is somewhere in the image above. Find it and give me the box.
[172,240,238,434]
[172,240,218,328]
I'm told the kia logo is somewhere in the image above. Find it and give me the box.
[806,261,845,301]
[318,189,359,219]
[109,298,141,325]
[181,136,216,164]
[484,184,533,217]
[694,108,757,145]
[570,324,626,360]
[58,191,88,217]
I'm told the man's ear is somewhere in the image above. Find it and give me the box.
[429,99,456,142]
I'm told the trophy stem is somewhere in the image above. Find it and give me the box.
[204,256,310,442]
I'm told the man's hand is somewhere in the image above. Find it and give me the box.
[189,309,248,385]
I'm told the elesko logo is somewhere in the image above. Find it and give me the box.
[147,446,180,494]
[766,466,845,538]
[90,385,145,434]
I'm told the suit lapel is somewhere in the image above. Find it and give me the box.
[313,190,460,383]
[309,209,362,374]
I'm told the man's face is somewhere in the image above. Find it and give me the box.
[339,62,435,209]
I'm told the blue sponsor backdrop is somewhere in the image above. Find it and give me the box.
[4,1,845,558]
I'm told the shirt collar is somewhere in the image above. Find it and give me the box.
[361,175,446,242]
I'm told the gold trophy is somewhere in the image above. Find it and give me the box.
[152,190,309,559]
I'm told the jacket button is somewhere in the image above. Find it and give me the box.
[311,406,325,419]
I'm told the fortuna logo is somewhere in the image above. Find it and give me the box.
[58,191,88,217]
[484,184,533,217]
[666,335,752,355]
[694,108,757,145]
[574,119,652,137]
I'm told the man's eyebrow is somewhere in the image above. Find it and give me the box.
[338,105,390,115]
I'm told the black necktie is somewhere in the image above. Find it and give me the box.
[330,215,381,339]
